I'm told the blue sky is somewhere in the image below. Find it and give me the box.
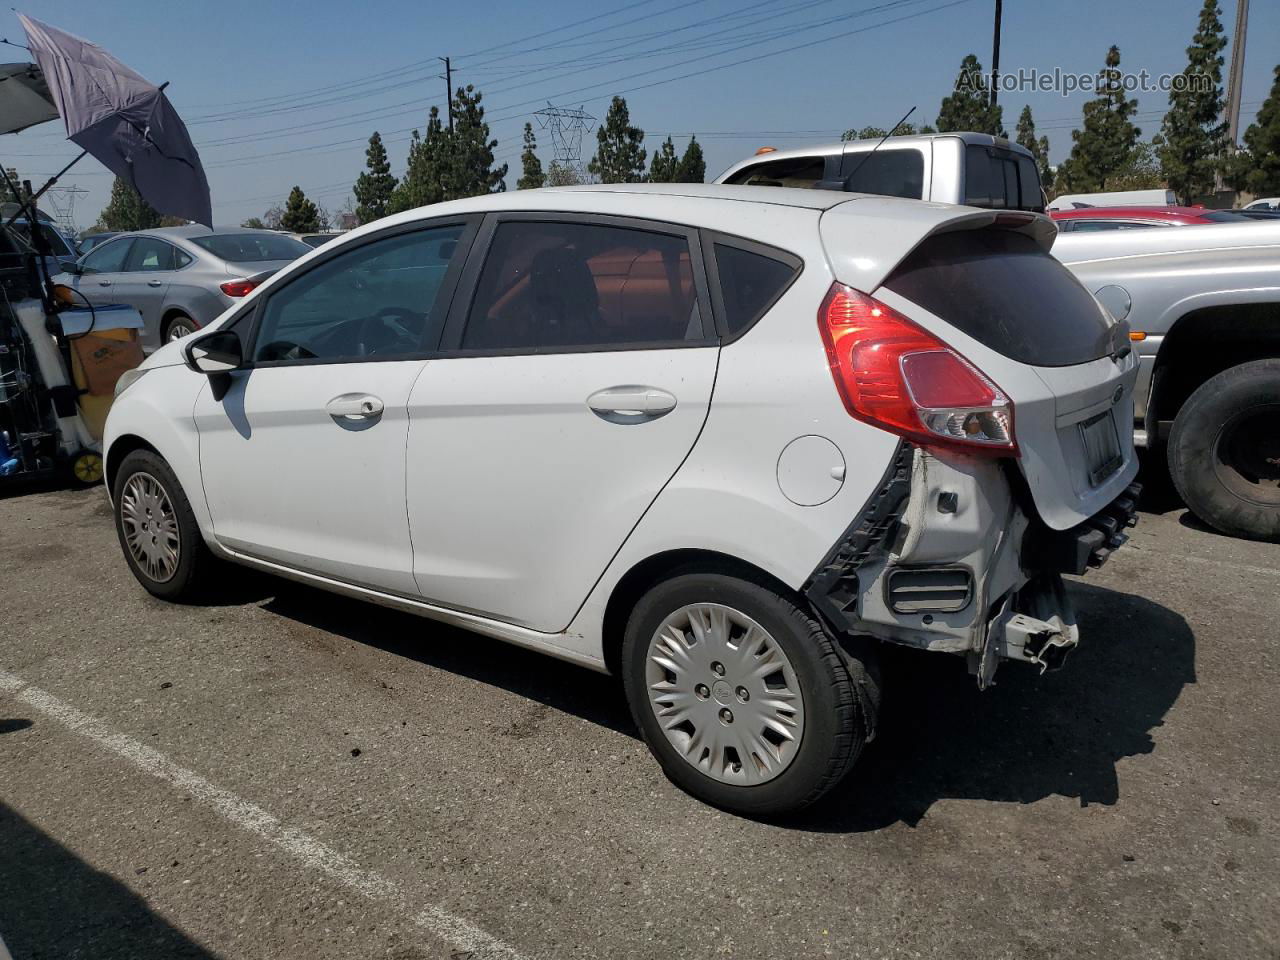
[3,0,1277,229]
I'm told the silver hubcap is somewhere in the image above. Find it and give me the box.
[120,472,180,582]
[168,321,194,341]
[645,603,805,785]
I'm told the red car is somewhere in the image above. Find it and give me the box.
[1050,205,1250,232]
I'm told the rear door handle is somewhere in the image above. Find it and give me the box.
[97,280,111,286]
[326,393,384,421]
[586,385,677,422]
[147,279,163,287]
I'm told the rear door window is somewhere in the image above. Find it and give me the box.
[883,228,1113,367]
[460,220,706,351]
[124,236,178,271]
[838,148,925,199]
[710,241,801,338]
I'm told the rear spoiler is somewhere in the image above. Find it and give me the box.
[819,197,1057,293]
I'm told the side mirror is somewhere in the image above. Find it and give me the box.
[63,261,82,275]
[185,329,244,373]
[185,330,243,401]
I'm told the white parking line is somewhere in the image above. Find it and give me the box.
[0,668,529,960]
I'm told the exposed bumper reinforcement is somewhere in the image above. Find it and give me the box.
[1025,482,1142,576]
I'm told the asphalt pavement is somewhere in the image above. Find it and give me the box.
[1,464,1277,960]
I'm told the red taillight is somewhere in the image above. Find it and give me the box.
[219,278,260,297]
[817,283,1017,455]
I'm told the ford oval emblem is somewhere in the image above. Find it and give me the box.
[1112,386,1124,404]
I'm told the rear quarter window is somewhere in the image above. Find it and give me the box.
[883,229,1113,367]
[709,239,802,339]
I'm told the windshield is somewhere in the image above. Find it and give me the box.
[191,233,310,263]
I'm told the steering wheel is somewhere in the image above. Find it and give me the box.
[357,307,423,356]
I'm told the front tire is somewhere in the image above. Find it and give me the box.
[621,568,875,816]
[112,449,213,601]
[1168,359,1280,542]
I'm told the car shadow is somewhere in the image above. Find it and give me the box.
[259,578,1192,832]
[789,581,1195,831]
[260,582,637,739]
[0,800,223,959]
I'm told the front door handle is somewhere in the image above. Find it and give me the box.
[326,393,384,421]
[147,279,163,287]
[586,385,677,423]
[97,280,112,286]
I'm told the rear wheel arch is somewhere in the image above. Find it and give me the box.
[161,308,197,341]
[601,549,804,677]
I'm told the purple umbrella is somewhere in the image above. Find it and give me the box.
[19,13,211,227]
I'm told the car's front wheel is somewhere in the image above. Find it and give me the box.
[621,568,876,816]
[1168,359,1280,542]
[112,449,213,601]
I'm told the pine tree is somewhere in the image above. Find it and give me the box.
[1015,105,1054,192]
[517,122,545,190]
[280,186,321,233]
[588,96,646,183]
[353,131,399,224]
[390,108,449,212]
[99,177,164,232]
[936,55,1004,135]
[446,85,507,198]
[1057,46,1142,193]
[1,167,30,205]
[648,136,679,182]
[1156,0,1228,203]
[1227,64,1280,196]
[675,136,706,183]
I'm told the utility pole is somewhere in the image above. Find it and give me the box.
[439,56,453,133]
[1225,0,1250,149]
[990,0,1003,108]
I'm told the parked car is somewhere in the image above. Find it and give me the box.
[7,216,78,273]
[1053,219,1280,541]
[105,184,1139,814]
[715,132,1044,211]
[1047,189,1178,211]
[1243,197,1280,212]
[285,231,343,248]
[77,231,119,255]
[54,226,311,351]
[1050,205,1250,231]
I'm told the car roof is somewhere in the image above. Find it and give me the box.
[127,224,286,238]
[1049,206,1219,221]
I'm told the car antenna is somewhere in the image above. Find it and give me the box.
[841,105,917,190]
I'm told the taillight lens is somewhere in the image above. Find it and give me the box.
[818,283,1016,455]
[219,278,260,297]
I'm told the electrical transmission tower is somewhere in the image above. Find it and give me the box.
[533,103,596,181]
[45,184,87,234]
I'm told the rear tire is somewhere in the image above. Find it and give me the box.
[163,313,197,342]
[112,449,214,601]
[1168,359,1280,542]
[621,567,876,816]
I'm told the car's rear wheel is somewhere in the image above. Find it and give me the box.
[112,449,213,601]
[621,568,875,815]
[164,313,198,342]
[1168,359,1280,542]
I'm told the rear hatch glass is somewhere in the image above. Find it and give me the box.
[882,228,1113,367]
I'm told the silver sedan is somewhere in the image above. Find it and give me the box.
[54,226,311,350]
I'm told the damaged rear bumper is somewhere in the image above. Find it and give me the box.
[804,444,1139,685]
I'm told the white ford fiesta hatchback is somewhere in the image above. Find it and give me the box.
[106,184,1139,815]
